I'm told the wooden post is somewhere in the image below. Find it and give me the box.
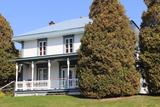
[31,61,34,90]
[67,58,70,89]
[15,63,18,91]
[48,60,51,89]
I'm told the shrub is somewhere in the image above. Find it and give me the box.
[0,91,5,97]
[140,0,160,94]
[77,0,140,98]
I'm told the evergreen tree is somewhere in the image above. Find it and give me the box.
[77,0,140,98]
[0,14,18,86]
[140,0,160,94]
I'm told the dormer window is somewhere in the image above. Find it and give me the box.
[64,35,74,54]
[38,39,47,56]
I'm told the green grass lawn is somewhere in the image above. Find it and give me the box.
[0,95,159,107]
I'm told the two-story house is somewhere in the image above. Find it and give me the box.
[13,17,145,96]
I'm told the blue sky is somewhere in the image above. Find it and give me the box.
[0,0,146,48]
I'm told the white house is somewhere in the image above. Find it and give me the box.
[13,17,146,96]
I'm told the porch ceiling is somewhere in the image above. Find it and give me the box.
[15,53,78,62]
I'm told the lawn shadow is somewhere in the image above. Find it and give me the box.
[68,93,155,101]
[67,94,93,100]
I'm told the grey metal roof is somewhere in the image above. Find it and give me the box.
[13,17,139,43]
[13,17,91,42]
[20,17,91,36]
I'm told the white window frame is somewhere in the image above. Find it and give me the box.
[38,39,47,56]
[37,68,48,80]
[64,35,74,54]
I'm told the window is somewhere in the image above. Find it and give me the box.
[21,42,24,49]
[38,39,47,56]
[64,36,74,53]
[69,70,73,79]
[37,68,48,80]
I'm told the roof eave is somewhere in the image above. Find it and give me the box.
[14,53,78,62]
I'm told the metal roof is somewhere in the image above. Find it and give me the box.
[13,17,91,42]
[13,17,139,43]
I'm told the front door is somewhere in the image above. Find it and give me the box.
[60,68,67,89]
[60,68,76,89]
[37,68,48,80]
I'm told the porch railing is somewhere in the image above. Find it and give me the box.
[33,80,48,90]
[16,80,48,91]
[59,78,78,89]
[16,79,78,91]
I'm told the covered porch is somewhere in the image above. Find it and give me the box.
[15,53,78,91]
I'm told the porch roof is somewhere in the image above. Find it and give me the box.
[15,53,78,62]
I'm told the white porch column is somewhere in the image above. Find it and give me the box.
[67,58,70,89]
[15,63,18,91]
[31,61,34,90]
[48,60,51,89]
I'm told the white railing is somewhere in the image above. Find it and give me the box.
[69,79,78,89]
[16,80,48,91]
[16,79,78,91]
[33,80,48,90]
[59,78,67,89]
[0,81,15,90]
[59,78,78,89]
[16,81,24,90]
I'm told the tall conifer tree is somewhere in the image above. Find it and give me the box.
[140,0,160,94]
[0,14,18,86]
[77,0,140,98]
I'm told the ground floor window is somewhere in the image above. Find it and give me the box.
[37,68,48,80]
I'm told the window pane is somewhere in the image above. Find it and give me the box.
[66,44,68,48]
[43,42,46,46]
[70,41,73,52]
[43,50,46,55]
[75,73,78,78]
[43,46,46,50]
[70,44,72,48]
[63,70,65,79]
[40,52,42,55]
[43,41,46,55]
[43,69,48,80]
[66,39,68,44]
[70,49,73,52]
[39,69,43,80]
[40,42,42,47]
[70,39,72,43]
[69,70,72,79]
[40,46,42,55]
[66,49,68,53]
[43,46,46,55]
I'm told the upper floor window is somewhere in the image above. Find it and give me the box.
[38,39,47,56]
[64,35,74,53]
[21,41,24,49]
